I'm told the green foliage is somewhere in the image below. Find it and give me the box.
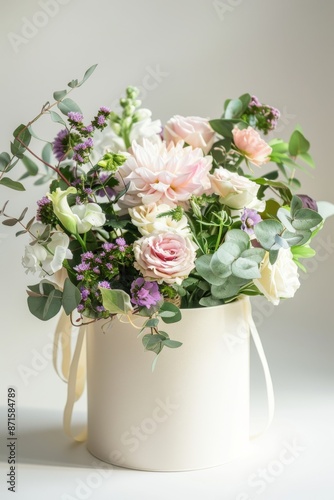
[27,282,63,321]
[99,287,133,315]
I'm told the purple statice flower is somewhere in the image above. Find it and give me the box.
[116,237,127,252]
[130,278,162,308]
[76,275,84,281]
[83,124,94,134]
[100,106,111,114]
[80,288,90,300]
[96,305,105,312]
[93,266,100,274]
[97,115,106,126]
[249,95,261,107]
[73,153,84,163]
[99,281,111,289]
[297,194,318,212]
[36,196,51,221]
[53,129,69,162]
[81,251,94,261]
[102,242,116,252]
[246,96,280,134]
[68,111,84,123]
[77,304,84,312]
[106,263,113,271]
[74,262,91,272]
[241,208,262,235]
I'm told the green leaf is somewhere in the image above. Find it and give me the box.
[13,124,31,148]
[209,119,234,138]
[62,278,81,315]
[291,245,316,259]
[240,248,266,263]
[58,98,82,116]
[142,334,163,354]
[67,79,78,88]
[0,177,25,191]
[99,288,133,315]
[232,257,260,279]
[2,218,18,226]
[281,231,303,247]
[292,208,323,230]
[298,152,315,168]
[159,302,182,324]
[53,89,67,101]
[77,63,98,87]
[195,254,226,285]
[162,339,183,349]
[0,152,11,171]
[21,155,38,176]
[211,276,247,299]
[254,219,284,250]
[50,111,67,126]
[224,99,243,119]
[291,195,303,217]
[210,241,240,276]
[238,93,251,113]
[42,143,53,164]
[225,229,250,252]
[199,296,225,307]
[289,129,310,156]
[27,283,63,321]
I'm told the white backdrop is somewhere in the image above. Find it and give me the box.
[0,1,333,499]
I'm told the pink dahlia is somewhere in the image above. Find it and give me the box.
[114,139,212,208]
[232,126,272,167]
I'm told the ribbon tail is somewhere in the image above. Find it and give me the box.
[53,310,72,382]
[244,297,275,439]
[63,325,87,442]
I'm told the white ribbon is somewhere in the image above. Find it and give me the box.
[243,297,275,439]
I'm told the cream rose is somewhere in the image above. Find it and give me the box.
[232,126,272,167]
[164,115,215,154]
[129,203,190,236]
[208,167,264,210]
[254,249,300,305]
[133,232,197,284]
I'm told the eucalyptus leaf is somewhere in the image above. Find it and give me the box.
[77,63,98,87]
[232,257,261,279]
[58,98,82,116]
[224,99,243,119]
[289,129,310,156]
[196,254,227,285]
[159,302,182,324]
[0,178,25,191]
[21,155,38,176]
[292,208,323,230]
[254,219,284,250]
[53,89,67,101]
[62,278,81,315]
[50,111,67,126]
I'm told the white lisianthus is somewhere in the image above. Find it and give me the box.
[129,203,190,236]
[208,167,265,211]
[47,187,106,234]
[22,222,73,277]
[254,249,300,305]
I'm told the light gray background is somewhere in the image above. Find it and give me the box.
[0,1,333,499]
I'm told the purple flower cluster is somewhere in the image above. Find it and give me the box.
[245,95,280,134]
[91,106,111,131]
[73,137,94,164]
[130,278,162,308]
[36,196,59,226]
[73,239,133,318]
[53,129,70,162]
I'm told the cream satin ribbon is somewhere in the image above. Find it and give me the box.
[54,297,275,443]
[243,297,275,439]
[53,311,88,442]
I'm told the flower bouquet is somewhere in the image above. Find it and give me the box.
[1,65,333,469]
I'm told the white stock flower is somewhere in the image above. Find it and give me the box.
[22,222,73,277]
[91,109,162,159]
[254,249,300,305]
[129,203,190,236]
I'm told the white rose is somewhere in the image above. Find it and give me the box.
[254,249,300,305]
[129,203,190,236]
[208,167,263,210]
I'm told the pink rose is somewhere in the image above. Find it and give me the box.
[133,232,197,285]
[232,126,272,167]
[164,115,215,154]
